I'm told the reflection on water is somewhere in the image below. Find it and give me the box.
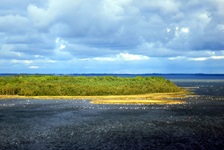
[0,80,224,149]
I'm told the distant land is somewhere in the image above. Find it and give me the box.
[1,73,224,75]
[0,75,188,104]
[1,73,224,80]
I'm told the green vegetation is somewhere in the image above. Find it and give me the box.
[0,75,182,96]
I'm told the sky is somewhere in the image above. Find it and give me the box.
[0,0,224,74]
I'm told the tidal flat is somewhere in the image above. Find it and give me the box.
[0,97,224,150]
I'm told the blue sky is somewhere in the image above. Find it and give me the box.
[0,0,224,74]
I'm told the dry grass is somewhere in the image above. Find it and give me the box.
[89,92,187,105]
[90,99,185,105]
[0,91,189,105]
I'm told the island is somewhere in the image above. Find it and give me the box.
[0,75,189,104]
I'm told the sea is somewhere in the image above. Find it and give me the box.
[0,74,224,149]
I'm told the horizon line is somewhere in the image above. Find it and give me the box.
[1,73,224,75]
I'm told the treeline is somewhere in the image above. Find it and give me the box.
[0,75,182,96]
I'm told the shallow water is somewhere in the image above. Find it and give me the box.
[0,80,224,150]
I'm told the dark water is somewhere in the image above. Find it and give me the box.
[0,76,224,149]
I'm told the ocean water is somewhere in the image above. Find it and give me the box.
[0,74,224,149]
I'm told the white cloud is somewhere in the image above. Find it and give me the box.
[169,55,224,61]
[102,0,131,18]
[117,52,149,61]
[180,27,190,33]
[85,52,149,62]
[46,59,56,63]
[29,66,39,69]
[166,28,171,33]
[190,55,224,61]
[197,11,211,25]
[189,57,208,61]
[55,37,67,47]
[168,56,185,60]
[207,51,215,55]
[175,27,190,38]
[12,60,33,64]
[1,0,224,73]
[55,37,60,44]
[211,56,224,59]
[34,55,41,58]
[92,57,116,61]
[59,44,66,50]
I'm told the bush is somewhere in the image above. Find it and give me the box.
[0,75,182,96]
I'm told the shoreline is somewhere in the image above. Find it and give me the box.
[0,92,189,105]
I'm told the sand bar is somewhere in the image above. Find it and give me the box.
[0,92,189,105]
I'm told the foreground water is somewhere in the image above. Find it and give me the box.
[0,80,224,149]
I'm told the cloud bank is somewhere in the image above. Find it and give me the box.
[0,0,224,73]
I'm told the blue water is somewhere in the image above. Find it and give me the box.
[70,73,224,80]
[1,73,224,79]
[0,74,224,149]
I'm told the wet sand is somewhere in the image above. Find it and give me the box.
[0,97,224,149]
